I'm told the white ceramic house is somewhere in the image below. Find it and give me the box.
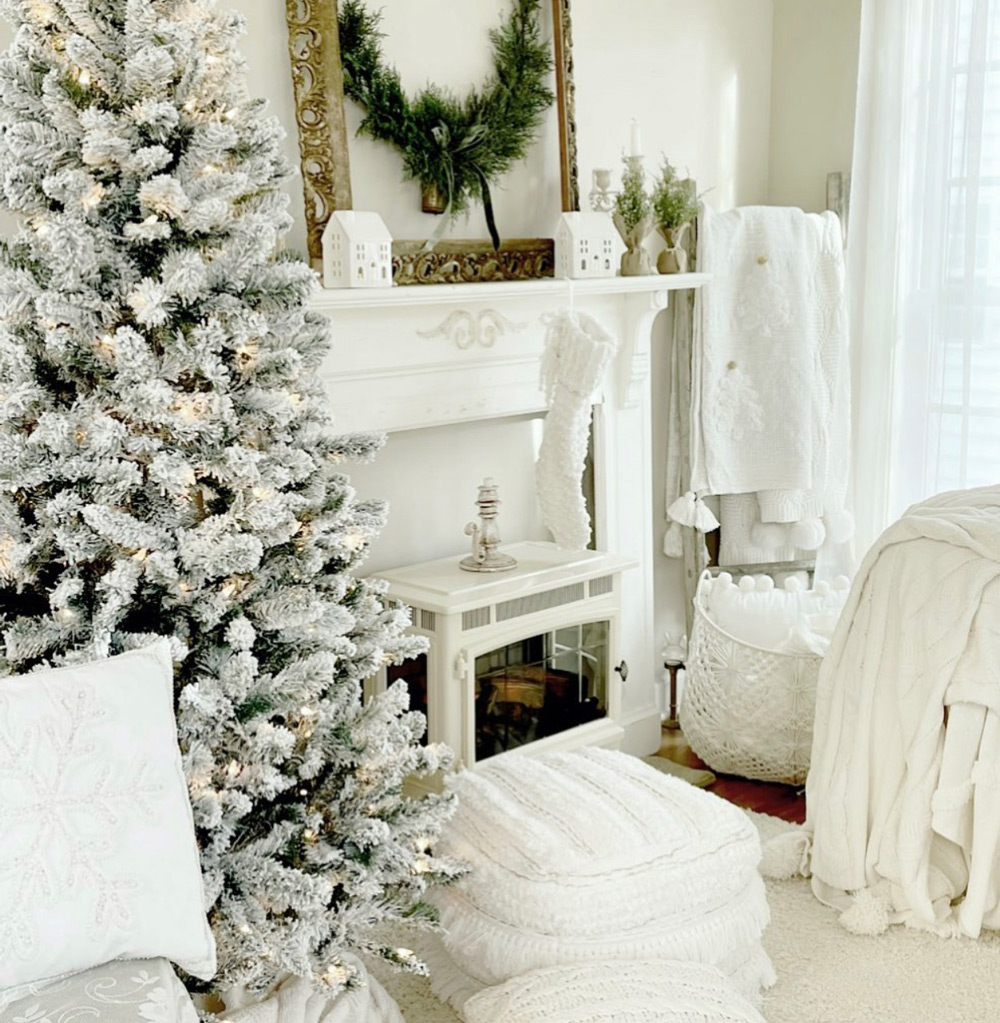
[322,210,393,289]
[555,211,618,279]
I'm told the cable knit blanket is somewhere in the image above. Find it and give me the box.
[782,485,1000,937]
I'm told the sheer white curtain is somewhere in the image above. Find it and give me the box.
[850,0,1000,557]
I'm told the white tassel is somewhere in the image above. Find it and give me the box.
[668,491,719,532]
[760,830,812,880]
[663,521,684,558]
[667,491,699,527]
[839,888,891,936]
[694,498,720,532]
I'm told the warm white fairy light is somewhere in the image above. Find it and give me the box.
[142,214,159,226]
[174,396,205,421]
[77,68,91,87]
[321,963,349,987]
[132,548,149,562]
[226,759,241,778]
[54,607,77,624]
[0,537,13,575]
[81,183,104,210]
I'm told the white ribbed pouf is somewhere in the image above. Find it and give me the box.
[427,748,775,1012]
[461,959,766,1023]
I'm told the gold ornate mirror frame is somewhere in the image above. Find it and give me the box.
[284,0,580,283]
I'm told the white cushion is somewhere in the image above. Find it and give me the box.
[427,748,773,1006]
[462,960,767,1023]
[0,641,216,990]
[0,958,198,1021]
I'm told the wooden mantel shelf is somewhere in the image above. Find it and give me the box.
[309,272,710,312]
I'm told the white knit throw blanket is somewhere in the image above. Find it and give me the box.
[535,311,617,550]
[685,205,851,565]
[778,486,1000,938]
[218,957,403,1023]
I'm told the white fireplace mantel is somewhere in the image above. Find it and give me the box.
[309,272,709,755]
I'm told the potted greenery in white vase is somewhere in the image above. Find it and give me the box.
[652,159,700,274]
[613,158,655,276]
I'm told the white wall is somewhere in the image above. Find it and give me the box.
[350,416,548,575]
[768,0,862,211]
[569,0,776,651]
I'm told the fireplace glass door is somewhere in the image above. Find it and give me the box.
[474,620,609,761]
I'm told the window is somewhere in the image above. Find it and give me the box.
[895,0,1000,506]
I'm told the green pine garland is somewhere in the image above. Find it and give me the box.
[338,0,554,248]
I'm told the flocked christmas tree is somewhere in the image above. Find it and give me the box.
[0,0,459,998]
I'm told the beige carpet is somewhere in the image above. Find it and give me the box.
[378,811,1000,1023]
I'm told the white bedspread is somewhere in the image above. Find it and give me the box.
[800,485,1000,937]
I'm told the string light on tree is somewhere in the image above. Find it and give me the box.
[0,0,461,999]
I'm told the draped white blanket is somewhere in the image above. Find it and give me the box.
[685,205,851,568]
[798,485,1000,937]
[219,956,403,1023]
[690,205,848,501]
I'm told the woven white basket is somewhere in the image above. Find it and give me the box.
[679,573,821,785]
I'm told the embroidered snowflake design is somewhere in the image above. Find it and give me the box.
[0,682,164,965]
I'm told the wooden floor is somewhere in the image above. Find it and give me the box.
[657,727,806,824]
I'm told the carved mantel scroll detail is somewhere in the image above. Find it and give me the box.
[619,289,671,409]
[418,309,528,350]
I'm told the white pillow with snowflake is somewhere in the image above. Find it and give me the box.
[0,640,216,990]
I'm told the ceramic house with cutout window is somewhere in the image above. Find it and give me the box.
[322,210,393,288]
[555,211,618,279]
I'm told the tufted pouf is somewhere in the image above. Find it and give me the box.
[426,747,774,1012]
[461,959,766,1023]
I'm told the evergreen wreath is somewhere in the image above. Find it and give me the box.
[338,0,554,250]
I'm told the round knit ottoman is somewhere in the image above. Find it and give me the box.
[427,747,774,1012]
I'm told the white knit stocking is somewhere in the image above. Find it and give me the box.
[535,311,617,550]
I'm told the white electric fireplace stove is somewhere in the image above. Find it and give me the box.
[372,541,635,768]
